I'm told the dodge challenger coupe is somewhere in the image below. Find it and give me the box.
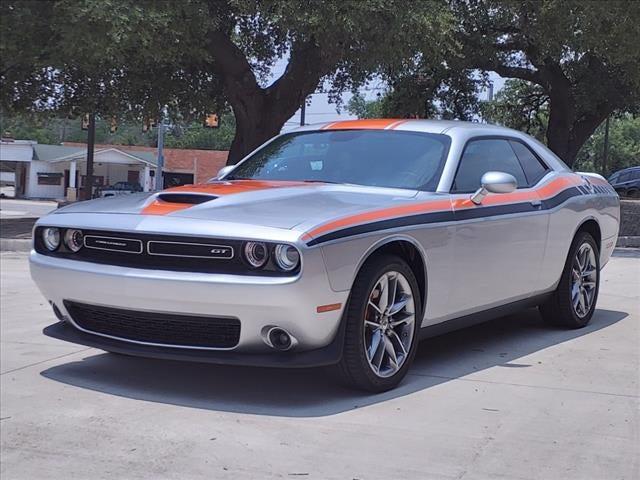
[31,119,620,392]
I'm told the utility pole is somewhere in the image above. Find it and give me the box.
[83,113,96,200]
[156,117,165,191]
[602,116,610,177]
[300,98,306,127]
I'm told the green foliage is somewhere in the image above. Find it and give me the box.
[346,94,386,120]
[575,115,640,176]
[451,0,640,163]
[1,0,453,162]
[480,79,549,141]
[0,112,234,150]
[164,115,235,150]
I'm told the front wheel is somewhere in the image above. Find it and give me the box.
[540,231,600,328]
[336,255,422,392]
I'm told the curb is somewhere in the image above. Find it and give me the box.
[0,238,31,252]
[616,236,640,248]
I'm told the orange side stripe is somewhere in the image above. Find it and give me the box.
[304,176,583,241]
[452,176,581,209]
[303,198,452,240]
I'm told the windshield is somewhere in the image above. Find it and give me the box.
[225,130,451,191]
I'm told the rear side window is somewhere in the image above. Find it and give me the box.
[452,139,527,192]
[509,140,549,185]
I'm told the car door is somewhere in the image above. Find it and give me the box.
[448,137,550,316]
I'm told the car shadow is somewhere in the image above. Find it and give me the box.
[41,308,628,418]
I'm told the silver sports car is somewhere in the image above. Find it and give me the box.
[31,119,620,392]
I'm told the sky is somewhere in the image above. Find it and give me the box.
[266,57,507,132]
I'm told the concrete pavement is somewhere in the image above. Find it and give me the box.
[0,198,57,219]
[1,250,638,479]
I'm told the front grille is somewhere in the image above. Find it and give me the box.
[34,227,298,276]
[64,301,240,349]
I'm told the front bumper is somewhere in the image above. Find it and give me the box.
[30,250,349,359]
[43,321,344,368]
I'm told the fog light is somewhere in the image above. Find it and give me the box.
[64,229,84,252]
[42,227,60,251]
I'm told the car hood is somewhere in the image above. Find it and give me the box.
[53,180,422,230]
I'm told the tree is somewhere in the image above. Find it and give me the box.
[1,0,452,164]
[0,111,235,150]
[574,114,640,176]
[453,0,640,166]
[347,69,485,121]
[480,79,549,141]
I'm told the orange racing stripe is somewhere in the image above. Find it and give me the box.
[141,180,314,216]
[303,175,584,242]
[322,119,410,130]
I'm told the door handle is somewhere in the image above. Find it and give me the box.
[531,200,542,208]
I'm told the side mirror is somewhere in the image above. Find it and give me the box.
[215,165,235,180]
[470,171,517,205]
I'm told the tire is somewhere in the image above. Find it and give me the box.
[336,254,422,392]
[539,231,600,328]
[626,189,640,199]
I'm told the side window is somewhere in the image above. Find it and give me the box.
[453,139,527,192]
[509,140,549,185]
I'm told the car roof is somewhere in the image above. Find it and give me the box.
[292,118,523,136]
[287,118,571,173]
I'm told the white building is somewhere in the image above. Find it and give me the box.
[0,140,156,200]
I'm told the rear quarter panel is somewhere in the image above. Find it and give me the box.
[540,175,619,292]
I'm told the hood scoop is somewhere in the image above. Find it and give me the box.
[156,193,218,205]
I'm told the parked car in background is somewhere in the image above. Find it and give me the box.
[608,166,640,198]
[31,119,620,392]
[98,181,143,198]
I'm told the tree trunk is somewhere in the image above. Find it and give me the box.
[225,86,311,165]
[226,111,284,165]
[546,99,612,167]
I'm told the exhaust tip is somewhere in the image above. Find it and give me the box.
[265,327,296,351]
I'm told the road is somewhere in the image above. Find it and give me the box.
[0,198,57,219]
[1,250,638,479]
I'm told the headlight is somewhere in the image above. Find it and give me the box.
[64,229,84,252]
[243,241,268,268]
[42,227,60,251]
[273,244,300,271]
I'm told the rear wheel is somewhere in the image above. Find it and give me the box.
[336,255,421,392]
[540,231,600,328]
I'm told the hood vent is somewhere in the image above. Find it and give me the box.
[156,193,217,205]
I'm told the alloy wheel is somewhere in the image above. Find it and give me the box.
[571,243,597,318]
[363,271,416,378]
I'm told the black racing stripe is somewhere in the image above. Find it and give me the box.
[542,186,582,209]
[306,210,455,246]
[306,186,583,246]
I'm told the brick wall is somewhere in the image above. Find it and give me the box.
[63,143,228,184]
